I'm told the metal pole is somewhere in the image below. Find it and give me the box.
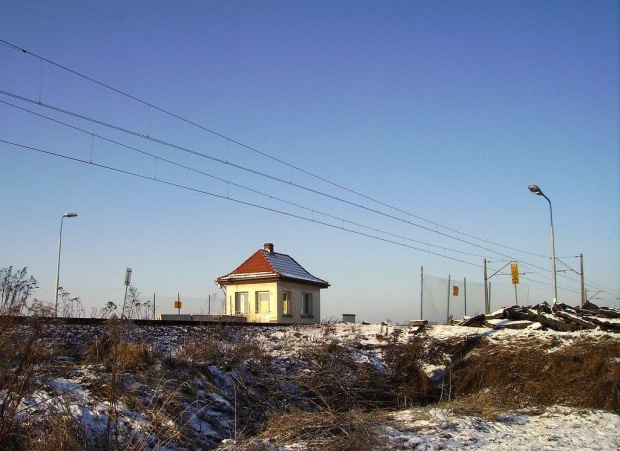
[153,293,156,319]
[528,185,558,305]
[208,294,211,316]
[484,259,489,314]
[464,277,467,316]
[177,292,181,314]
[548,196,558,305]
[580,254,585,307]
[447,274,451,324]
[420,266,424,319]
[122,284,129,318]
[54,216,65,317]
[514,284,518,306]
[54,213,77,317]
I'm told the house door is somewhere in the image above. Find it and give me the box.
[257,292,270,320]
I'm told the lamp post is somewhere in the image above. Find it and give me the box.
[528,185,558,305]
[54,212,77,317]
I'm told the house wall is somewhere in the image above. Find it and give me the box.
[224,280,321,324]
[276,280,321,324]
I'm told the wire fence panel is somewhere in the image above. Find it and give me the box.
[421,273,530,324]
[118,295,225,319]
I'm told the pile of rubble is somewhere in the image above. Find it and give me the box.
[459,301,620,332]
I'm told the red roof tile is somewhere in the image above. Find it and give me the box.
[216,247,329,288]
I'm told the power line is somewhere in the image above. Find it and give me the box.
[0,138,486,268]
[6,93,610,299]
[0,98,493,262]
[7,133,610,301]
[4,40,614,299]
[0,38,549,260]
[0,89,535,263]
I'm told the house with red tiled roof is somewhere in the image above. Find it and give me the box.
[215,243,329,323]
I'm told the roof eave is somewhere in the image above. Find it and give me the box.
[216,274,329,288]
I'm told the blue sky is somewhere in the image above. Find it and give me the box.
[1,1,618,322]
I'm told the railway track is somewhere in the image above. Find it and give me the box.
[2,315,299,328]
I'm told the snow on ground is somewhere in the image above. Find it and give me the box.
[379,406,620,450]
[12,322,620,449]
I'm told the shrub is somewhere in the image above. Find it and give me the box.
[256,407,385,450]
[446,337,620,414]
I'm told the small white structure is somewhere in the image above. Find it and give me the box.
[216,243,329,324]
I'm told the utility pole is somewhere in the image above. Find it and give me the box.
[464,277,467,317]
[484,259,489,314]
[447,274,451,324]
[420,266,424,319]
[122,268,132,318]
[580,254,585,307]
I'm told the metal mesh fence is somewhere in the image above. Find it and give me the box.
[123,294,226,319]
[421,273,530,324]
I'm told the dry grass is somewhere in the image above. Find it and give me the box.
[382,338,438,406]
[291,341,393,411]
[446,336,620,415]
[3,317,619,449]
[255,407,385,450]
[0,316,48,447]
[25,413,86,451]
[111,341,153,371]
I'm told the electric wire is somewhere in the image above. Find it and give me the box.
[2,40,614,300]
[2,136,604,301]
[0,88,534,263]
[0,138,485,268]
[0,38,550,260]
[2,92,603,297]
[0,98,492,261]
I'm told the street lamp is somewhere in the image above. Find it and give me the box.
[54,212,77,317]
[528,184,558,305]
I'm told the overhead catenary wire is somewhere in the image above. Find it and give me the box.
[0,98,493,261]
[0,88,535,263]
[2,133,609,300]
[0,38,550,260]
[3,94,611,300]
[2,40,615,301]
[0,139,485,268]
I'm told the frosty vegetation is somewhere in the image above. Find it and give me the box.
[1,266,619,450]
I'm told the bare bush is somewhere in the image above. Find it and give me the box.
[446,337,620,414]
[289,341,392,411]
[382,339,436,407]
[254,407,385,450]
[0,266,38,315]
[0,316,48,447]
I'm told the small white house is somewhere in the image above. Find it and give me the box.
[215,243,329,324]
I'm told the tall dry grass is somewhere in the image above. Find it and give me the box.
[0,316,48,447]
[255,408,385,450]
[445,336,620,415]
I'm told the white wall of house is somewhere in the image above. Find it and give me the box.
[224,280,321,324]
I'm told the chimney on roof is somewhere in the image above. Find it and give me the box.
[264,243,274,253]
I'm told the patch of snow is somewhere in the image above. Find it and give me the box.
[378,406,620,450]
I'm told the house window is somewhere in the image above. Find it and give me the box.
[235,292,249,314]
[256,292,270,314]
[282,292,291,316]
[301,292,313,316]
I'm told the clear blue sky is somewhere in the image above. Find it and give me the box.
[1,1,618,322]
